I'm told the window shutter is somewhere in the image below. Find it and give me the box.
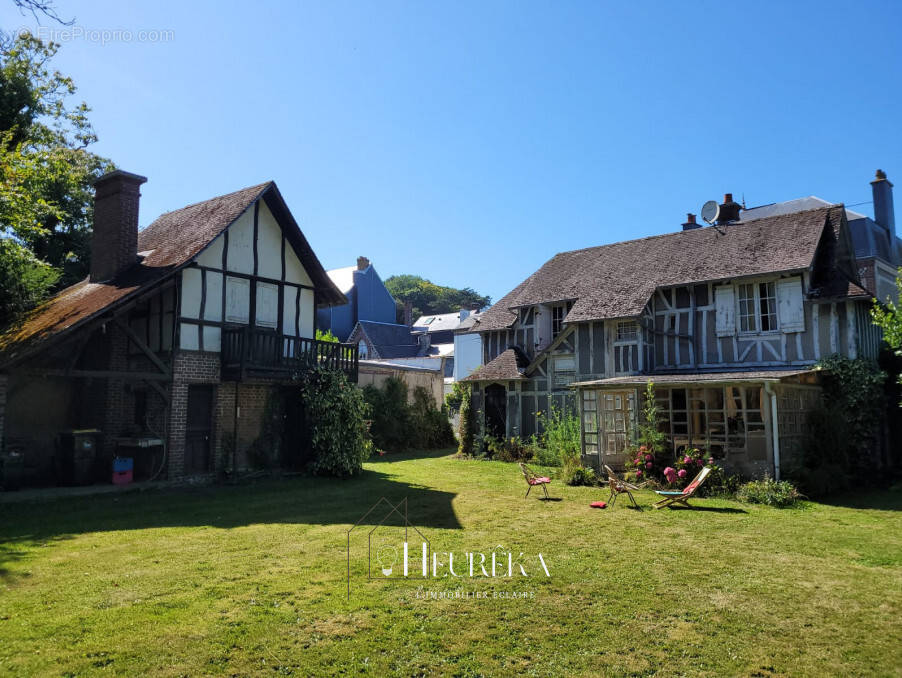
[225,277,249,323]
[255,282,279,328]
[776,277,805,333]
[714,285,735,337]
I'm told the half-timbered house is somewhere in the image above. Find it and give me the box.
[0,170,357,486]
[464,180,894,478]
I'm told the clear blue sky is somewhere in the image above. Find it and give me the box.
[3,0,900,304]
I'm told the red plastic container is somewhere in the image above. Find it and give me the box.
[112,469,133,486]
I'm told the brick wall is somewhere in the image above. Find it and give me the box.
[101,324,130,458]
[215,382,272,471]
[167,351,221,478]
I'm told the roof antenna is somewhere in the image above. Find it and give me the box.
[741,193,746,209]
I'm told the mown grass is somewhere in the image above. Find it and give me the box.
[0,449,900,677]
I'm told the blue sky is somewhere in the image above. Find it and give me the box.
[3,0,900,304]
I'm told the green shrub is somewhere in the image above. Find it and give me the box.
[736,476,802,508]
[445,381,466,414]
[483,435,534,462]
[534,406,579,467]
[296,366,372,476]
[457,385,475,456]
[562,455,596,486]
[363,378,454,452]
[363,377,411,452]
[410,386,455,449]
[703,467,743,497]
[533,438,564,467]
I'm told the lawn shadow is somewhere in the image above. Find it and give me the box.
[667,505,748,514]
[0,466,462,577]
[366,448,455,464]
[815,488,902,512]
[537,497,563,502]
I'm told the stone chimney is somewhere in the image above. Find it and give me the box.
[682,213,700,231]
[871,169,895,238]
[356,256,370,271]
[91,170,147,282]
[403,300,413,326]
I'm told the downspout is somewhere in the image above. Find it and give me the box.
[764,381,780,481]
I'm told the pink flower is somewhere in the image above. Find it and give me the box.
[644,454,652,462]
[677,469,687,478]
[663,467,677,483]
[707,458,714,465]
[645,462,652,469]
[683,456,692,464]
[636,470,643,477]
[639,445,648,452]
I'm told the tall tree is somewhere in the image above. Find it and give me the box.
[384,274,491,323]
[0,30,113,328]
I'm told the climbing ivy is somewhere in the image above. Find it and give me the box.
[814,355,886,449]
[296,366,372,476]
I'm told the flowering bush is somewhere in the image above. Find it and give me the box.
[623,382,670,483]
[672,447,716,486]
[624,445,663,483]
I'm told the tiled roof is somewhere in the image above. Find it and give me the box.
[741,196,867,222]
[462,347,528,382]
[454,311,483,333]
[412,311,474,333]
[354,320,423,359]
[477,205,854,331]
[0,182,345,366]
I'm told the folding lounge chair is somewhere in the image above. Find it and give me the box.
[603,464,641,508]
[653,465,712,509]
[519,462,552,499]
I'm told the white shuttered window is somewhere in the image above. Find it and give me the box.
[255,282,279,329]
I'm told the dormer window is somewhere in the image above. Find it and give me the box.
[551,305,566,338]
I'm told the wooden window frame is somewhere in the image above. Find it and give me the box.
[737,281,778,334]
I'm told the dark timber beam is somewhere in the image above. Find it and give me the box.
[114,318,170,376]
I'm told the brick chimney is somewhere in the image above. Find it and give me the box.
[682,213,700,230]
[717,193,742,224]
[871,169,895,238]
[356,256,370,271]
[91,170,147,282]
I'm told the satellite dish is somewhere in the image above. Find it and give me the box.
[701,200,720,224]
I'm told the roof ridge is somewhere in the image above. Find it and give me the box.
[548,204,842,258]
[150,181,272,221]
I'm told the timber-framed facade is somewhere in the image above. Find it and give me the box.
[0,171,357,487]
[464,189,895,478]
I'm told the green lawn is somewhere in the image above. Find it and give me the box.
[1,450,900,677]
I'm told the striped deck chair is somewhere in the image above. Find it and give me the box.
[653,465,712,509]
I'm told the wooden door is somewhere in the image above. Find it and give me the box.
[185,385,214,473]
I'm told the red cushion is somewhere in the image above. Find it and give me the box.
[590,501,607,508]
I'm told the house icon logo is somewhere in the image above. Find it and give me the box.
[346,497,430,600]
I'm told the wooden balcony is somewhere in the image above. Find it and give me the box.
[221,327,358,382]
